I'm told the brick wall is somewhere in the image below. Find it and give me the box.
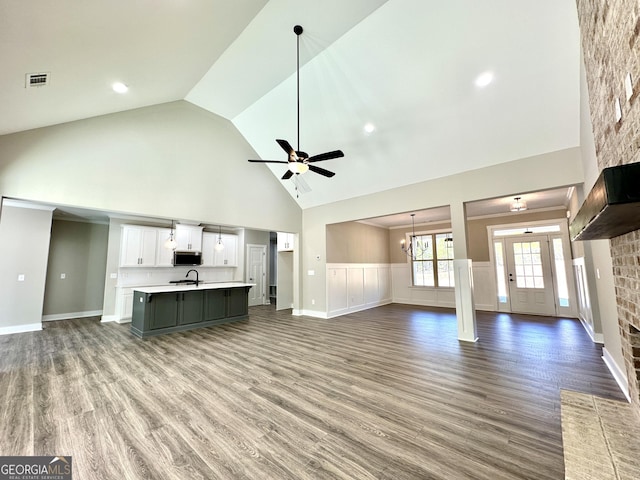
[576,0,640,417]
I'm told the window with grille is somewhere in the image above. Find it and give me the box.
[411,232,454,287]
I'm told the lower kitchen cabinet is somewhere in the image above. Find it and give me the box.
[132,285,251,338]
[204,289,226,321]
[179,290,204,326]
[150,293,179,329]
[228,287,249,318]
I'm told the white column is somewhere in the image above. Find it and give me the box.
[450,201,478,342]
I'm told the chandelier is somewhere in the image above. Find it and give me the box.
[401,214,429,258]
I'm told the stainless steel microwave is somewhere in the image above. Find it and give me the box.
[173,251,202,266]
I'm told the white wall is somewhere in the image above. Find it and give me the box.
[301,147,584,316]
[0,203,53,334]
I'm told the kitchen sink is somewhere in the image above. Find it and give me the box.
[169,279,198,285]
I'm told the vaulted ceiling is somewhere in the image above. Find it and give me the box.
[0,0,581,211]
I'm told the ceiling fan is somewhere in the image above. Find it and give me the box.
[248,25,344,180]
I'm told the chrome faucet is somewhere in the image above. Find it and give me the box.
[186,269,199,286]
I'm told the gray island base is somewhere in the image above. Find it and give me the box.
[131,282,254,338]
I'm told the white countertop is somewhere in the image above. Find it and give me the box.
[134,282,254,294]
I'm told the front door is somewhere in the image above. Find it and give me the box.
[246,244,266,307]
[504,236,556,316]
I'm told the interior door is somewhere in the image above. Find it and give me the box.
[504,236,556,316]
[246,245,266,306]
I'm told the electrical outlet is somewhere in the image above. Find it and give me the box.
[17,274,25,282]
[110,273,118,279]
[60,273,66,279]
[311,299,315,305]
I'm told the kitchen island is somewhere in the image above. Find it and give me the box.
[131,282,254,338]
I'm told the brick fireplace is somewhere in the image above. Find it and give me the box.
[577,0,640,419]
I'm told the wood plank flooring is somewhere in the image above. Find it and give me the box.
[0,305,626,479]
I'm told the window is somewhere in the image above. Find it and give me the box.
[494,241,508,303]
[411,232,454,287]
[552,238,570,307]
[512,240,544,288]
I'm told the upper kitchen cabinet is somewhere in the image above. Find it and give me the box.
[277,232,294,251]
[202,232,238,267]
[120,226,158,267]
[175,224,203,252]
[215,234,238,267]
[155,228,174,267]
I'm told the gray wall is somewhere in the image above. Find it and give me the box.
[43,219,108,317]
[0,100,301,234]
[0,204,53,330]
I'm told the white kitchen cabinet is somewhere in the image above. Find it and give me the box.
[120,226,158,267]
[175,224,203,252]
[115,287,134,323]
[155,228,175,267]
[202,232,238,267]
[277,232,294,251]
[215,234,238,267]
[201,232,216,266]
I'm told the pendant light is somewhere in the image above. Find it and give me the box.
[214,225,225,252]
[164,220,177,250]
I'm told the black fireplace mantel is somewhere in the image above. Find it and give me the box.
[570,162,640,241]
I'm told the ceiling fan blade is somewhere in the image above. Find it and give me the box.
[307,150,344,163]
[308,164,335,178]
[281,170,294,180]
[248,159,289,164]
[276,139,295,156]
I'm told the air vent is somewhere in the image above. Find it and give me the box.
[25,72,50,88]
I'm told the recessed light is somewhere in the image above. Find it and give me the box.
[112,82,128,93]
[364,123,376,134]
[475,71,494,88]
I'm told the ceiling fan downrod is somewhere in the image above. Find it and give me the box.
[294,25,303,154]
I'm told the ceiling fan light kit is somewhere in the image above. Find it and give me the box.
[248,25,344,181]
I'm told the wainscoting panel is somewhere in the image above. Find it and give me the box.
[391,263,455,308]
[573,257,602,343]
[472,262,497,312]
[327,267,348,315]
[327,264,392,318]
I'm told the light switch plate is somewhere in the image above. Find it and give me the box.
[17,274,25,281]
[307,270,315,276]
[60,273,66,279]
[110,273,118,279]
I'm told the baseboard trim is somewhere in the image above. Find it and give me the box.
[43,310,103,322]
[293,309,328,319]
[327,299,392,319]
[101,315,119,323]
[0,323,42,336]
[602,347,631,402]
[578,315,604,344]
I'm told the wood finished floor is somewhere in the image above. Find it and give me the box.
[0,305,626,479]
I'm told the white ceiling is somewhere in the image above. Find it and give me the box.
[0,0,581,211]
